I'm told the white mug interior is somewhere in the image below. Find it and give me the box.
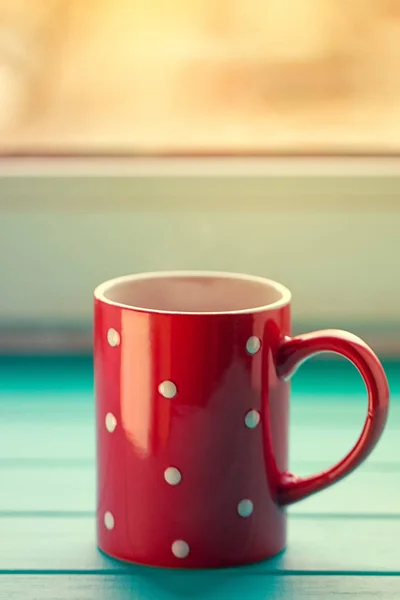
[94,271,291,315]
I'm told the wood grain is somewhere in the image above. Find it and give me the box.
[1,356,399,596]
[1,465,400,515]
[1,576,400,600]
[1,391,398,465]
[1,515,400,573]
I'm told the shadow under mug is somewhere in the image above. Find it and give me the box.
[94,271,389,569]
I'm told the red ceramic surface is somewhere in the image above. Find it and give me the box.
[94,271,389,569]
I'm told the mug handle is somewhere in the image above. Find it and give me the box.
[274,329,389,506]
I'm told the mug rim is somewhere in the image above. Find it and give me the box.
[94,270,292,315]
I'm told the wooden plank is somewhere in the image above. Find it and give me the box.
[1,575,400,600]
[0,466,95,513]
[1,391,399,466]
[1,465,400,515]
[1,516,400,573]
[0,392,95,461]
[1,355,397,389]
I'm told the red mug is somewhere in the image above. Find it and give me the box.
[94,271,389,569]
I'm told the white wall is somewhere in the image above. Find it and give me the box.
[0,158,399,351]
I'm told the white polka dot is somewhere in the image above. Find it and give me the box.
[164,467,182,486]
[107,328,120,347]
[244,409,260,429]
[238,499,253,518]
[246,336,261,355]
[158,381,177,399]
[105,412,117,433]
[104,511,115,530]
[172,540,190,559]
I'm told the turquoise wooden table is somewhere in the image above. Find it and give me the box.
[1,355,399,599]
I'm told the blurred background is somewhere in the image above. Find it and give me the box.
[0,0,399,353]
[1,0,400,152]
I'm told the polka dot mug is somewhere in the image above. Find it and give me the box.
[94,271,389,568]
